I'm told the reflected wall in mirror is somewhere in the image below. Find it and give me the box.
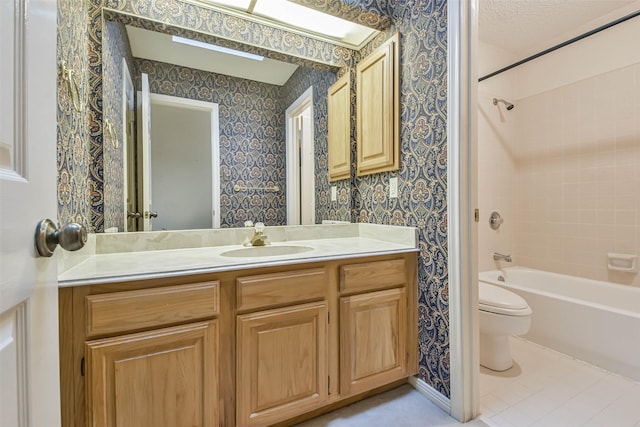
[60,0,389,232]
[102,9,353,231]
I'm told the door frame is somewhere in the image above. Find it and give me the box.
[122,59,134,231]
[144,93,221,228]
[285,86,315,225]
[447,0,480,422]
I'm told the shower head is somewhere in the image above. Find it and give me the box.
[493,98,515,110]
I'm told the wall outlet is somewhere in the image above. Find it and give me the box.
[389,177,398,198]
[331,186,337,202]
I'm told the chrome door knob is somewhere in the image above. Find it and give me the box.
[145,211,158,218]
[127,211,141,219]
[35,219,87,257]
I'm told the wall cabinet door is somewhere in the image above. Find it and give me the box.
[356,34,400,176]
[237,302,328,427]
[85,321,218,427]
[328,72,351,181]
[340,288,407,396]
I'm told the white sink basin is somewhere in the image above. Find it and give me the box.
[220,245,314,258]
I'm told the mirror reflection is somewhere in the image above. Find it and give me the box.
[101,8,364,232]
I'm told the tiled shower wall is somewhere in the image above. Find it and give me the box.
[478,20,640,287]
[515,62,640,287]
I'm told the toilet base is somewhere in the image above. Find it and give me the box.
[480,333,513,371]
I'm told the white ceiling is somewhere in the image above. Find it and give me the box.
[479,0,638,56]
[126,26,299,86]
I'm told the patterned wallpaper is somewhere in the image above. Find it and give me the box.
[102,21,137,231]
[348,0,450,396]
[136,59,289,227]
[281,67,352,223]
[59,0,357,232]
[57,0,92,231]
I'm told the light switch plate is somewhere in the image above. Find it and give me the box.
[331,186,337,201]
[389,177,398,198]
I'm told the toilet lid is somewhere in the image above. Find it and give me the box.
[479,283,531,315]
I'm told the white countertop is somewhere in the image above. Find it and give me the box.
[58,224,418,286]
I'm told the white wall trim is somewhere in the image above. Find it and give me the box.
[285,86,314,225]
[148,93,221,228]
[447,0,480,422]
[408,376,451,414]
[121,59,134,231]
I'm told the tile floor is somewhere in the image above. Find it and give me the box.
[479,337,640,427]
[295,384,488,427]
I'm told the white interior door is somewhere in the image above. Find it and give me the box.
[0,0,61,426]
[137,73,153,231]
[286,87,315,225]
[299,108,315,225]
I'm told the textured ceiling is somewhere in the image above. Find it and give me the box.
[479,0,636,55]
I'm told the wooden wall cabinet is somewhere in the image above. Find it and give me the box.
[327,72,351,181]
[60,253,417,427]
[356,33,400,176]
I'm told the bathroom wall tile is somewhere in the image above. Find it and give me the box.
[480,51,640,285]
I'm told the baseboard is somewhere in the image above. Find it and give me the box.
[408,376,452,414]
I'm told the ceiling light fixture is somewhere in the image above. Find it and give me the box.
[172,35,264,61]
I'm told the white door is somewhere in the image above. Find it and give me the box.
[1,0,61,426]
[137,73,154,231]
[298,109,315,225]
[286,87,315,225]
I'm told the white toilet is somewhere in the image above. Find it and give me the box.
[479,282,532,371]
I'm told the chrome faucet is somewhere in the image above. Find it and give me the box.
[249,222,268,246]
[493,252,512,262]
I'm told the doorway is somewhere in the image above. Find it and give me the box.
[286,87,315,225]
[135,91,220,230]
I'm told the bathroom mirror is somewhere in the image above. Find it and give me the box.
[99,2,379,233]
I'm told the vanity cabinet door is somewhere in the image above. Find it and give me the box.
[236,302,328,427]
[328,72,351,181]
[85,321,218,427]
[340,288,407,396]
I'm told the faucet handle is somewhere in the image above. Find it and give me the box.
[254,222,265,233]
[244,220,254,227]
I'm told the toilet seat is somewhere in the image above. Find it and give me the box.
[479,283,532,316]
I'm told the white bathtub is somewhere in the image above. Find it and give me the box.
[479,267,640,381]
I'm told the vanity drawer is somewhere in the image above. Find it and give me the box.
[237,268,327,312]
[340,259,407,293]
[86,281,219,338]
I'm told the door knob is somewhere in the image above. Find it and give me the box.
[145,211,158,218]
[127,211,141,219]
[35,219,87,257]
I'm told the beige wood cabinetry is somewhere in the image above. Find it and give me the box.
[327,72,351,181]
[237,303,328,427]
[86,321,218,427]
[340,288,407,395]
[339,259,412,397]
[356,33,400,176]
[59,253,417,427]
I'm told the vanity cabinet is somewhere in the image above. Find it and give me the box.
[236,268,328,427]
[237,303,328,427]
[339,259,409,396]
[60,253,417,427]
[327,72,351,182]
[85,321,218,427]
[356,33,400,176]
